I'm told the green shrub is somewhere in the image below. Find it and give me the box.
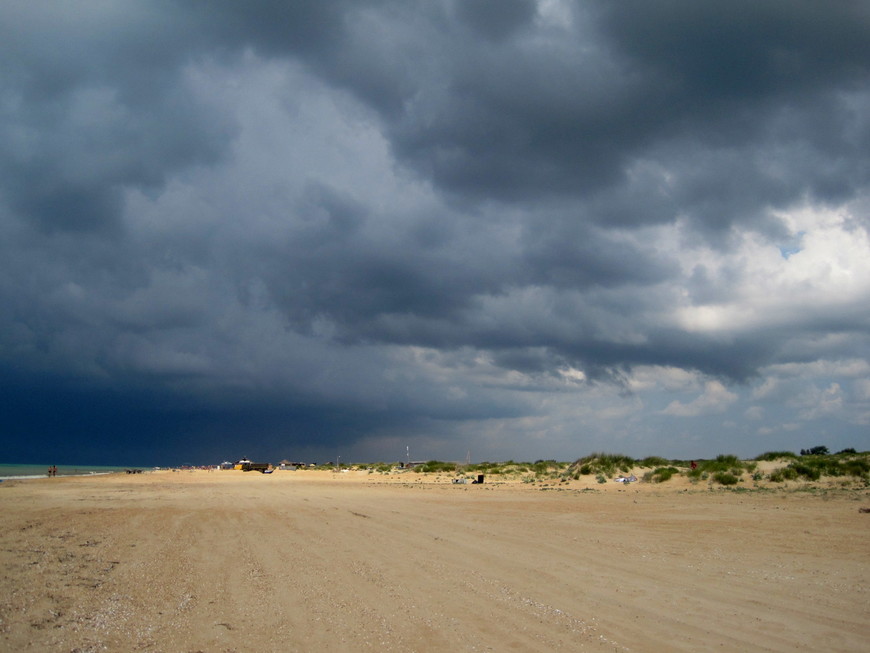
[692,455,749,478]
[769,467,798,482]
[755,451,797,461]
[638,456,670,468]
[649,466,679,483]
[842,459,869,477]
[531,460,557,474]
[416,460,457,473]
[571,453,634,478]
[770,453,868,481]
[466,461,500,471]
[792,463,821,481]
[703,454,742,471]
[713,471,739,486]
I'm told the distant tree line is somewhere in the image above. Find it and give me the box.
[798,446,858,456]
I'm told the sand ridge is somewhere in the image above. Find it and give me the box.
[1,469,868,652]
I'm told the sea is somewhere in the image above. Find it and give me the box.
[0,463,149,481]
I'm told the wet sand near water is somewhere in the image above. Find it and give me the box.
[1,470,868,652]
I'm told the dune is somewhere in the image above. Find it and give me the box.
[1,469,867,651]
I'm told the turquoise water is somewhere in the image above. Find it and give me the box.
[0,463,147,480]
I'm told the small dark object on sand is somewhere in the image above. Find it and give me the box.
[859,508,870,513]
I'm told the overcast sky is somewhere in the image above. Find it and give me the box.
[2,1,869,465]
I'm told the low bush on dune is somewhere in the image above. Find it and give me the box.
[465,461,504,474]
[389,450,867,487]
[842,458,870,476]
[531,459,565,475]
[768,467,799,482]
[703,454,742,471]
[829,455,867,477]
[460,460,569,478]
[766,452,869,482]
[637,456,670,468]
[570,453,634,478]
[415,460,457,473]
[643,466,679,483]
[792,463,821,481]
[694,454,748,477]
[712,471,739,486]
[755,451,798,461]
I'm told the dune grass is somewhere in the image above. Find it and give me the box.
[569,453,635,478]
[343,449,868,486]
[754,451,798,461]
[768,453,869,483]
[643,466,680,483]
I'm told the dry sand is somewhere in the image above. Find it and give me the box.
[1,469,868,652]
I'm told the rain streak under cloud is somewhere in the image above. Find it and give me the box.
[1,0,869,465]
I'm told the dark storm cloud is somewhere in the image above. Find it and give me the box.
[362,1,869,215]
[457,0,538,42]
[598,1,870,101]
[1,1,869,463]
[1,2,232,233]
[0,366,403,466]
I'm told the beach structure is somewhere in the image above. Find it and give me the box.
[240,462,271,472]
[232,458,271,472]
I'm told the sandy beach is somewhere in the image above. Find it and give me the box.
[1,469,867,652]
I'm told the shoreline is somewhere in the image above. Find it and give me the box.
[0,463,154,481]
